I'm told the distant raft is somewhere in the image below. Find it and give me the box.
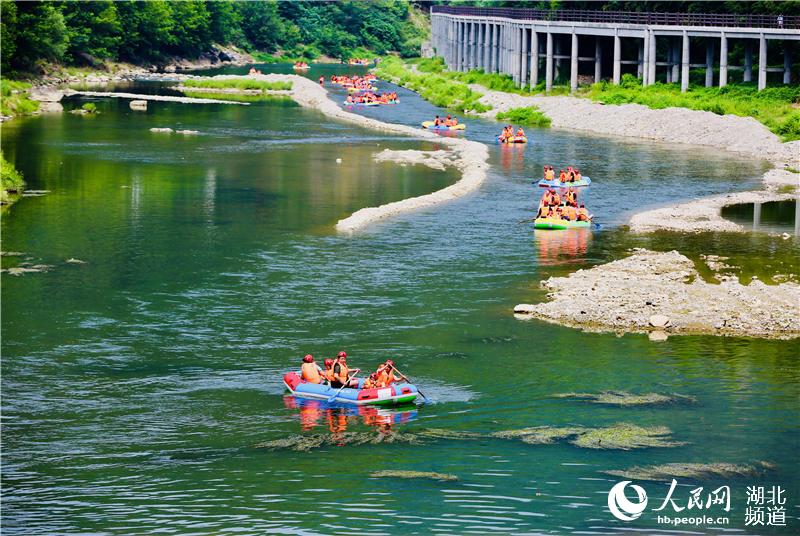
[422,121,466,131]
[283,372,419,406]
[344,101,381,106]
[534,217,592,230]
[538,177,592,188]
[498,136,527,144]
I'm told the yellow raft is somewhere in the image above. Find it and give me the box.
[422,121,466,131]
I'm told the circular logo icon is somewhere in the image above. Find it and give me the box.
[608,481,648,521]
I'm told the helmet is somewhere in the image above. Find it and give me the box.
[337,351,347,358]
[324,358,333,367]
[303,354,314,363]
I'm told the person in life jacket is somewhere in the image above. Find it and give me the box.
[558,169,567,183]
[331,352,359,388]
[577,204,592,221]
[545,166,555,182]
[550,190,561,206]
[376,360,402,386]
[433,115,441,126]
[300,355,323,384]
[363,372,382,389]
[319,76,324,85]
[574,168,582,182]
[565,187,577,207]
[322,358,335,383]
[564,204,578,221]
[515,127,525,139]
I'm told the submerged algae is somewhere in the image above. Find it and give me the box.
[371,470,458,481]
[553,391,697,407]
[571,423,685,450]
[605,462,775,481]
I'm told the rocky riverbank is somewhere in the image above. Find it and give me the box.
[513,249,800,340]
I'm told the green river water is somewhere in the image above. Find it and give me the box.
[2,65,799,534]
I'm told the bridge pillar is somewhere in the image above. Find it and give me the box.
[482,23,489,70]
[546,32,554,93]
[467,22,474,69]
[455,21,461,71]
[612,31,621,84]
[671,41,680,83]
[758,33,767,90]
[571,31,579,92]
[637,39,644,79]
[648,31,657,85]
[706,40,716,87]
[530,31,539,88]
[492,24,499,73]
[719,33,728,87]
[642,31,650,84]
[785,44,793,84]
[744,42,753,82]
[520,27,529,87]
[595,38,603,83]
[681,31,690,92]
[512,25,519,84]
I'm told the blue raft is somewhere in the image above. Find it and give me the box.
[283,372,419,406]
[537,177,592,188]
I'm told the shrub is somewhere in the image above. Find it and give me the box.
[183,78,292,91]
[81,102,97,113]
[496,106,551,128]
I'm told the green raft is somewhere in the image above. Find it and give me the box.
[534,217,591,230]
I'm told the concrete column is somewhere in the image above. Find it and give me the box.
[595,38,602,83]
[467,22,474,69]
[570,31,579,92]
[483,23,490,71]
[744,42,753,82]
[648,31,657,85]
[613,32,621,84]
[705,40,714,87]
[785,43,793,84]
[754,202,761,230]
[520,27,529,87]
[642,31,650,84]
[666,41,672,83]
[530,31,539,87]
[671,41,680,82]
[719,33,728,87]
[455,22,462,71]
[758,33,767,90]
[546,32,554,92]
[512,25,519,83]
[493,24,499,73]
[681,31,690,92]
[637,39,644,79]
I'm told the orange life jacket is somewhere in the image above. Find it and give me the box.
[551,193,561,206]
[333,361,350,383]
[559,171,567,182]
[301,363,322,384]
[575,172,582,181]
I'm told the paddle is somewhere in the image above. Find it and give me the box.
[390,366,429,402]
[327,368,360,403]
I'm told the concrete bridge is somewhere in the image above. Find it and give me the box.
[430,6,800,92]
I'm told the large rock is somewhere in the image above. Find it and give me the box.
[129,100,148,111]
[648,315,671,328]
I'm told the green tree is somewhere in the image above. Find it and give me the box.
[208,0,244,45]
[62,1,121,61]
[13,2,69,69]
[1,1,18,73]
[116,0,174,61]
[168,0,211,56]
[238,1,284,52]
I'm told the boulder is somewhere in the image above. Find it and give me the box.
[129,100,148,111]
[218,50,234,62]
[149,127,173,133]
[648,330,669,342]
[648,314,671,328]
[513,303,536,314]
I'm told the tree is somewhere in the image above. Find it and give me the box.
[13,2,69,69]
[168,0,212,57]
[62,1,122,62]
[116,0,174,61]
[1,1,18,73]
[237,1,284,52]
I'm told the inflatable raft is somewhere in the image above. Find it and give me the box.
[498,136,527,144]
[344,101,381,107]
[537,177,592,188]
[422,121,466,131]
[348,86,377,93]
[283,372,419,406]
[534,217,591,230]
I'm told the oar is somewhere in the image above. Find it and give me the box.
[327,369,360,403]
[391,366,429,402]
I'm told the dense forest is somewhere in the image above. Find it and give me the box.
[1,0,428,75]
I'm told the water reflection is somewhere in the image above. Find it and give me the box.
[534,228,592,266]
[498,143,526,174]
[720,199,798,235]
[283,396,418,433]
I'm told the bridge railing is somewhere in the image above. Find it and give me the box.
[431,5,799,30]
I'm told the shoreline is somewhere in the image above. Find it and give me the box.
[513,249,800,340]
[241,74,491,233]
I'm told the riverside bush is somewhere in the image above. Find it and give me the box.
[375,56,490,114]
[0,79,40,116]
[496,106,551,128]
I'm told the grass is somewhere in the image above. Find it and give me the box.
[181,90,296,104]
[182,78,292,91]
[81,102,97,113]
[1,79,40,117]
[1,151,25,205]
[496,106,551,128]
[374,56,491,114]
[585,74,800,141]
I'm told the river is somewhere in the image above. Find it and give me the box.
[2,64,798,534]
